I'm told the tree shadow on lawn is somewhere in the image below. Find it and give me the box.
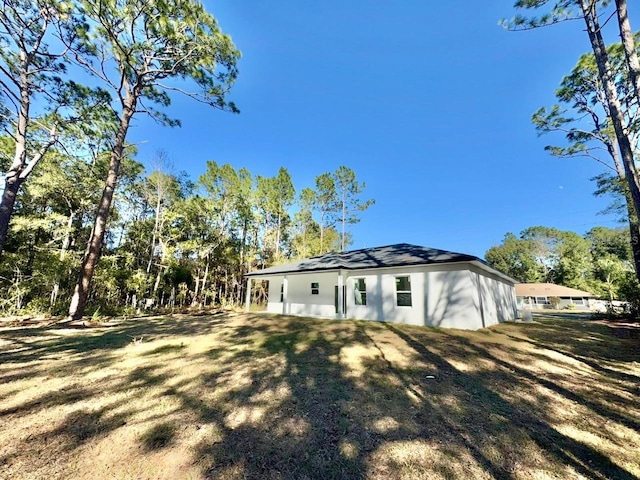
[0,314,225,369]
[384,324,637,480]
[509,318,640,365]
[1,313,637,479]
[440,329,640,427]
[174,316,637,480]
[0,383,95,419]
[0,314,227,425]
[497,329,640,388]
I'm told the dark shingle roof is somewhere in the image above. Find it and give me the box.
[246,243,484,277]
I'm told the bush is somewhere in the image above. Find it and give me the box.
[548,296,561,309]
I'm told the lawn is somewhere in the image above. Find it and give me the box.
[0,313,639,480]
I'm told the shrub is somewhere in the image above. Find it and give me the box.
[548,296,561,309]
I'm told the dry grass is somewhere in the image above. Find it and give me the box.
[0,312,639,480]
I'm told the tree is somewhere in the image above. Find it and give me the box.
[197,162,255,306]
[66,0,240,319]
[506,0,640,284]
[486,226,595,286]
[291,187,318,258]
[0,0,110,255]
[556,231,593,290]
[255,168,294,262]
[314,173,338,254]
[587,226,631,259]
[595,254,631,301]
[614,0,640,111]
[520,226,566,282]
[144,170,185,298]
[485,232,542,282]
[333,166,375,251]
[312,167,374,253]
[532,44,640,274]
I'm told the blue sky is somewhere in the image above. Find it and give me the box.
[128,1,639,259]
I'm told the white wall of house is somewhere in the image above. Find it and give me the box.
[253,262,516,330]
[471,265,518,327]
[287,271,337,317]
[266,276,284,314]
[265,272,338,317]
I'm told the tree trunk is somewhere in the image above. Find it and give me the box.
[68,97,136,320]
[0,79,30,257]
[275,212,281,259]
[51,210,76,306]
[341,191,346,251]
[153,268,162,296]
[0,177,23,254]
[200,260,210,308]
[581,0,640,284]
[615,0,640,108]
[0,49,56,256]
[320,211,325,254]
[191,272,200,307]
[603,138,640,275]
[624,190,640,275]
[146,195,162,275]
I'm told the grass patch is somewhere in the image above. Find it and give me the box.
[0,314,638,479]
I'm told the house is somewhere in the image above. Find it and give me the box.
[515,283,597,310]
[245,243,517,330]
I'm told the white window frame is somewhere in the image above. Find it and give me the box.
[354,278,367,305]
[395,276,412,307]
[535,296,549,305]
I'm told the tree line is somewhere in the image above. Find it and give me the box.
[0,0,373,318]
[486,226,639,304]
[0,146,373,316]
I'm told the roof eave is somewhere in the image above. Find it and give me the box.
[246,259,517,285]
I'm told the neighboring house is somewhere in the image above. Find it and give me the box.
[515,283,598,310]
[245,243,517,330]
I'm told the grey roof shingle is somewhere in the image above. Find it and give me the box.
[246,243,484,277]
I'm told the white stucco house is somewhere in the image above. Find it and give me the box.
[245,243,517,330]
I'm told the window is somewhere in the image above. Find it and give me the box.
[395,276,412,307]
[535,296,549,305]
[280,284,284,302]
[311,282,319,295]
[572,297,584,306]
[354,278,367,305]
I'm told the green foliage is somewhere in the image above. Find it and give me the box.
[74,0,241,117]
[486,224,640,304]
[548,296,561,309]
[502,1,582,31]
[485,233,542,282]
[309,167,374,253]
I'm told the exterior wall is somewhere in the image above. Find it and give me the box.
[266,276,284,314]
[255,262,516,330]
[425,265,482,329]
[286,271,337,317]
[471,265,518,327]
[263,272,338,317]
[344,267,426,326]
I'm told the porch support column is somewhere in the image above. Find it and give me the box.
[245,277,252,312]
[282,275,288,315]
[337,270,345,319]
